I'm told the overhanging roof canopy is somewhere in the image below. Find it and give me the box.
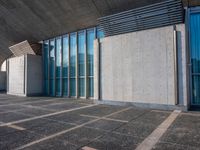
[0,0,199,64]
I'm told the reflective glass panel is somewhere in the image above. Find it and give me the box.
[87,29,95,97]
[63,35,69,96]
[49,40,55,96]
[190,13,200,104]
[70,33,76,96]
[43,41,49,95]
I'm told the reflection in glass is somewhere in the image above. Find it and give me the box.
[43,27,104,97]
[49,39,55,96]
[87,29,95,97]
[43,41,49,95]
[70,33,77,96]
[63,35,69,96]
[190,13,200,104]
[56,38,62,96]
[78,31,85,97]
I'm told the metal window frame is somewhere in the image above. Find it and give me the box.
[43,26,102,98]
[55,37,62,97]
[62,34,69,97]
[69,32,77,98]
[77,30,86,98]
[48,39,56,96]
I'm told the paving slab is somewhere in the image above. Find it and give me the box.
[158,114,200,148]
[15,118,74,136]
[16,107,55,116]
[107,107,148,121]
[57,127,107,147]
[85,119,125,131]
[42,103,87,111]
[152,141,199,150]
[0,130,43,150]
[0,112,31,123]
[23,138,78,150]
[75,105,126,117]
[86,132,143,150]
[46,112,94,125]
[115,111,169,138]
[0,126,19,137]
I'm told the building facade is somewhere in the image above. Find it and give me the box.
[3,0,200,110]
[41,0,200,110]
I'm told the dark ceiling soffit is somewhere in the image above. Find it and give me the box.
[98,0,184,37]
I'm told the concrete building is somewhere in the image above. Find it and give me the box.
[0,0,200,110]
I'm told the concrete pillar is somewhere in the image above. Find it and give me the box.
[94,39,100,100]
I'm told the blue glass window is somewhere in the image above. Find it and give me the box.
[43,41,49,95]
[190,13,200,104]
[97,27,104,39]
[63,35,69,96]
[70,33,77,96]
[56,38,62,96]
[49,39,55,96]
[87,29,95,97]
[78,31,86,97]
[43,27,104,97]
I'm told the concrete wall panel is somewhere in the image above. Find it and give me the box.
[100,25,187,106]
[7,56,25,96]
[26,54,43,96]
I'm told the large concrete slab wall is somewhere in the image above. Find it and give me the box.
[99,24,187,106]
[7,55,25,96]
[7,54,43,96]
[26,54,43,96]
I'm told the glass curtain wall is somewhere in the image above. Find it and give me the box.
[56,37,62,96]
[70,33,77,97]
[62,35,69,96]
[87,29,95,97]
[49,39,55,96]
[190,13,200,105]
[43,27,104,97]
[78,31,86,97]
[43,41,49,95]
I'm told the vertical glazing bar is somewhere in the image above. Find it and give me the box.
[48,40,50,96]
[76,32,79,98]
[84,30,87,98]
[68,34,70,97]
[85,30,88,98]
[42,42,44,95]
[61,37,63,96]
[54,39,56,96]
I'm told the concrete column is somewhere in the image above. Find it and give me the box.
[94,39,100,100]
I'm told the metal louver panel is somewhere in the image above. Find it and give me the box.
[98,0,184,37]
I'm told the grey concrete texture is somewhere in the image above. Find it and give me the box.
[7,54,43,96]
[99,24,187,107]
[0,94,200,149]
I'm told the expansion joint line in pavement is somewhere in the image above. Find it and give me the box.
[15,107,132,150]
[81,109,151,150]
[135,110,181,150]
[0,104,98,127]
